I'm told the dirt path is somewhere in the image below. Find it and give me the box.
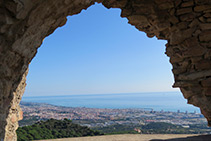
[39,134,211,141]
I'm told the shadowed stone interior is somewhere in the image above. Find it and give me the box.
[0,0,211,140]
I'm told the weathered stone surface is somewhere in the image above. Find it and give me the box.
[177,70,211,81]
[180,87,200,99]
[194,5,211,12]
[0,0,211,140]
[201,77,211,87]
[158,2,174,10]
[180,13,195,21]
[200,23,211,30]
[177,8,192,15]
[199,30,211,42]
[170,28,195,45]
[127,15,149,26]
[204,88,211,96]
[181,1,194,7]
[195,60,211,70]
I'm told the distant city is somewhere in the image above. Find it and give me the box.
[20,102,207,127]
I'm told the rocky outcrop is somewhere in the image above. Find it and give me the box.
[0,0,210,140]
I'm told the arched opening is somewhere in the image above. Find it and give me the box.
[15,3,207,138]
[25,3,175,96]
[23,3,199,113]
[0,0,211,140]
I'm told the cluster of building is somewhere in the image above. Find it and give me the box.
[20,102,207,128]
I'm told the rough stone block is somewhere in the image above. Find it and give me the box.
[204,12,211,18]
[195,60,211,70]
[199,30,211,42]
[189,19,199,28]
[169,54,184,63]
[194,5,211,12]
[199,16,206,23]
[121,8,132,17]
[177,8,192,15]
[172,68,187,75]
[170,28,195,45]
[169,16,179,24]
[158,2,174,9]
[200,23,211,30]
[181,1,194,7]
[206,18,211,22]
[128,15,149,26]
[174,0,182,7]
[204,88,211,96]
[180,13,195,21]
[201,78,211,87]
[178,70,211,81]
[102,0,127,8]
[180,87,200,99]
[177,22,189,29]
[191,56,203,64]
[184,46,205,57]
[154,0,170,4]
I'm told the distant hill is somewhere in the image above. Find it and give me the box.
[16,118,103,141]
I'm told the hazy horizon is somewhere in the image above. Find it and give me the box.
[23,90,180,97]
[21,91,199,113]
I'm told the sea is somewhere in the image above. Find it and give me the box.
[22,91,200,113]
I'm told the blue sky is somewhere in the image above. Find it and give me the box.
[24,3,179,96]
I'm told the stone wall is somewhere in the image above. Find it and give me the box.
[0,0,210,140]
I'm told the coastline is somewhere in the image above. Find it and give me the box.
[21,92,200,113]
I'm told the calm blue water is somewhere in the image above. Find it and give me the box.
[22,92,200,113]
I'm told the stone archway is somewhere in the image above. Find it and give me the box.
[0,0,211,140]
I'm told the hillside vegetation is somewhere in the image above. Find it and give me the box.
[16,118,103,141]
[94,122,210,134]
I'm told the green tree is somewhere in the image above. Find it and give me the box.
[17,119,103,141]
